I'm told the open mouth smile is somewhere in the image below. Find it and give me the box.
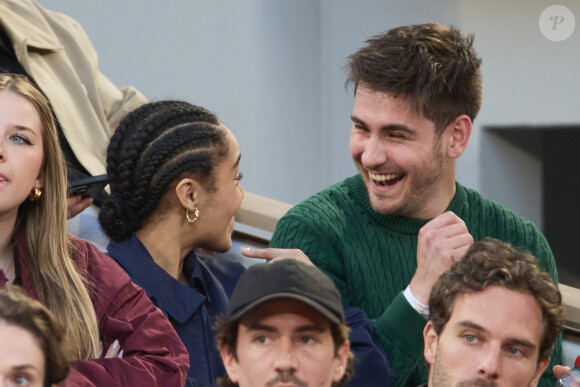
[368,171,404,187]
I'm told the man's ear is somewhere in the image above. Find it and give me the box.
[423,321,439,366]
[220,346,240,383]
[332,342,350,382]
[175,178,200,211]
[530,357,550,387]
[445,114,472,159]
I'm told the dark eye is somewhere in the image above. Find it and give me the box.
[236,172,244,181]
[300,336,315,344]
[255,335,270,344]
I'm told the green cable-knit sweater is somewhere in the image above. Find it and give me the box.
[270,174,561,387]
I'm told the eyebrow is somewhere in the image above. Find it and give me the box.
[247,323,326,334]
[457,320,537,350]
[248,323,277,333]
[457,320,486,331]
[233,153,241,169]
[12,364,38,372]
[295,325,326,334]
[14,125,38,134]
[350,115,416,135]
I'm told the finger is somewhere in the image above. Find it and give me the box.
[240,247,273,259]
[553,365,571,379]
[423,211,462,229]
[426,220,470,242]
[67,196,92,219]
[67,194,82,205]
[104,339,121,359]
[418,224,471,252]
[241,247,299,260]
[117,349,124,359]
[447,234,474,253]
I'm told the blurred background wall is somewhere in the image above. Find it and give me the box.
[39,0,580,285]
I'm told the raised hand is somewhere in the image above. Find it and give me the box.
[409,211,473,304]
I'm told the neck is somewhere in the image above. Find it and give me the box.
[414,161,457,219]
[0,212,17,265]
[0,213,17,283]
[136,215,193,284]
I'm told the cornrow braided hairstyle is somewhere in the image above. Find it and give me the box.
[99,100,229,242]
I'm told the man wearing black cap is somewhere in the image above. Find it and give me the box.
[216,259,354,387]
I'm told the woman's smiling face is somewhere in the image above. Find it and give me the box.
[194,129,244,252]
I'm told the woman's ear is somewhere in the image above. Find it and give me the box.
[175,178,200,211]
[36,173,44,189]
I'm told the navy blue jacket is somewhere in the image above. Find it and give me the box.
[108,234,394,387]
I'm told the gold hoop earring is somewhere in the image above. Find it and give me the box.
[28,186,42,202]
[186,207,199,224]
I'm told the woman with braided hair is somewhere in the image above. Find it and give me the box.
[99,100,396,387]
[0,73,189,385]
[100,100,248,386]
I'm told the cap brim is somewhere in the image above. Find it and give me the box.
[227,291,342,324]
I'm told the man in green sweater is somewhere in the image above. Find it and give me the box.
[270,23,560,387]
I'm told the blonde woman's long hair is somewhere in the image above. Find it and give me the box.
[1,74,100,360]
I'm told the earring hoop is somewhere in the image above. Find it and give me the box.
[186,207,199,224]
[28,186,42,202]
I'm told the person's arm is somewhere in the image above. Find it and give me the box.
[345,306,395,386]
[65,240,189,386]
[409,211,473,306]
[44,7,148,136]
[368,211,472,385]
[271,214,421,384]
[95,73,148,136]
[272,211,474,386]
[372,292,428,386]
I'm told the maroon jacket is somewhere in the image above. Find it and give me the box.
[15,230,189,386]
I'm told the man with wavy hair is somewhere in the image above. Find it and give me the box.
[423,239,564,387]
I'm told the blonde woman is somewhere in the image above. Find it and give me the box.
[0,73,188,385]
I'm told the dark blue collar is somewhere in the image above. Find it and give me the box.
[107,234,206,323]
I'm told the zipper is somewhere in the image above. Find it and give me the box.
[201,302,214,382]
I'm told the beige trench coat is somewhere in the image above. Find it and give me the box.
[0,0,148,176]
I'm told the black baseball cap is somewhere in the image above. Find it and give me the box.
[226,259,345,324]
